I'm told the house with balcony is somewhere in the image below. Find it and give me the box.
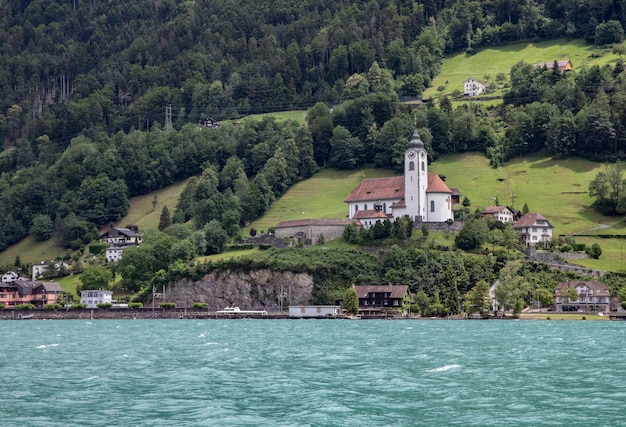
[352,285,411,315]
[0,280,62,308]
[80,290,113,308]
[482,206,516,223]
[463,78,487,96]
[100,227,142,262]
[513,212,553,247]
[555,280,611,313]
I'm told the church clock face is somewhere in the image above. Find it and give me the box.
[407,150,416,159]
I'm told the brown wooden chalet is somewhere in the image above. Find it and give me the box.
[532,59,573,73]
[200,117,220,128]
[353,285,410,314]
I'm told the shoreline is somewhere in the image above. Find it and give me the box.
[0,309,615,321]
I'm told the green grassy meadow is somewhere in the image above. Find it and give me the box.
[245,168,397,233]
[423,38,624,101]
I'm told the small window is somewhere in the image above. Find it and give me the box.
[383,203,387,213]
[421,162,425,171]
[409,161,415,171]
[430,201,435,212]
[355,205,359,212]
[364,204,368,210]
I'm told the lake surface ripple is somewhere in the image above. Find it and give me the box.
[2,319,625,426]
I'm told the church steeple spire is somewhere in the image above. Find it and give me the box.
[407,128,424,149]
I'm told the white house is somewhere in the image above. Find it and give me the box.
[513,212,553,247]
[463,77,486,96]
[2,271,19,283]
[288,305,343,318]
[345,130,454,227]
[80,290,113,308]
[482,206,515,223]
[100,228,142,262]
[32,261,69,280]
[554,281,611,313]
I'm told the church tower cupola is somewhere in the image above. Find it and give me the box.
[407,129,424,149]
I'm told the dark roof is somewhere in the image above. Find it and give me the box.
[513,212,553,229]
[555,281,610,297]
[533,59,572,69]
[407,129,424,149]
[36,282,63,292]
[353,285,409,299]
[100,227,142,239]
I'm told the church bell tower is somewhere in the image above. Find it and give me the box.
[404,129,428,222]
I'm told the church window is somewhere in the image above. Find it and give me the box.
[355,205,358,211]
[383,203,386,213]
[364,204,368,210]
[430,201,435,212]
[421,162,425,171]
[409,161,415,171]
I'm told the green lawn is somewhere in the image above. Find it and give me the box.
[424,38,623,102]
[245,168,397,234]
[227,110,308,125]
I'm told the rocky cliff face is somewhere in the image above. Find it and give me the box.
[161,269,315,310]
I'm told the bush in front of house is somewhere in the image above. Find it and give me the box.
[72,303,87,309]
[192,302,208,309]
[128,302,143,309]
[45,303,63,310]
[97,302,113,309]
[0,303,4,309]
[160,302,176,309]
[16,303,36,310]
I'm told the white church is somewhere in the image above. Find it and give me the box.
[344,129,456,228]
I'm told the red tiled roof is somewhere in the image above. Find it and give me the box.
[344,176,404,202]
[426,174,452,193]
[483,205,511,214]
[352,210,392,220]
[555,281,610,297]
[533,59,572,69]
[513,212,553,229]
[345,173,452,202]
[353,285,409,299]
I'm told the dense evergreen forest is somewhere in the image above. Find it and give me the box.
[3,0,626,252]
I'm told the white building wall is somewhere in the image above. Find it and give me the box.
[289,306,342,317]
[80,290,113,308]
[426,193,453,222]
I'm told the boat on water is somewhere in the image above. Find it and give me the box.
[216,306,268,315]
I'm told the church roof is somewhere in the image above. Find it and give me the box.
[352,210,392,220]
[345,173,451,203]
[407,129,424,149]
[426,174,452,194]
[344,176,404,202]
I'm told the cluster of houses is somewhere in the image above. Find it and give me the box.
[288,280,617,318]
[482,206,554,247]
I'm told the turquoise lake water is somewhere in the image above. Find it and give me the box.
[2,319,625,426]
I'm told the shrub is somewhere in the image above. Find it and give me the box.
[97,302,113,309]
[192,302,208,309]
[16,303,36,310]
[0,303,4,310]
[89,243,108,255]
[72,303,87,309]
[259,243,272,250]
[128,302,143,309]
[45,303,63,310]
[160,302,176,309]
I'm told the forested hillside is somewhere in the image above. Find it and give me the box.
[3,0,626,254]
